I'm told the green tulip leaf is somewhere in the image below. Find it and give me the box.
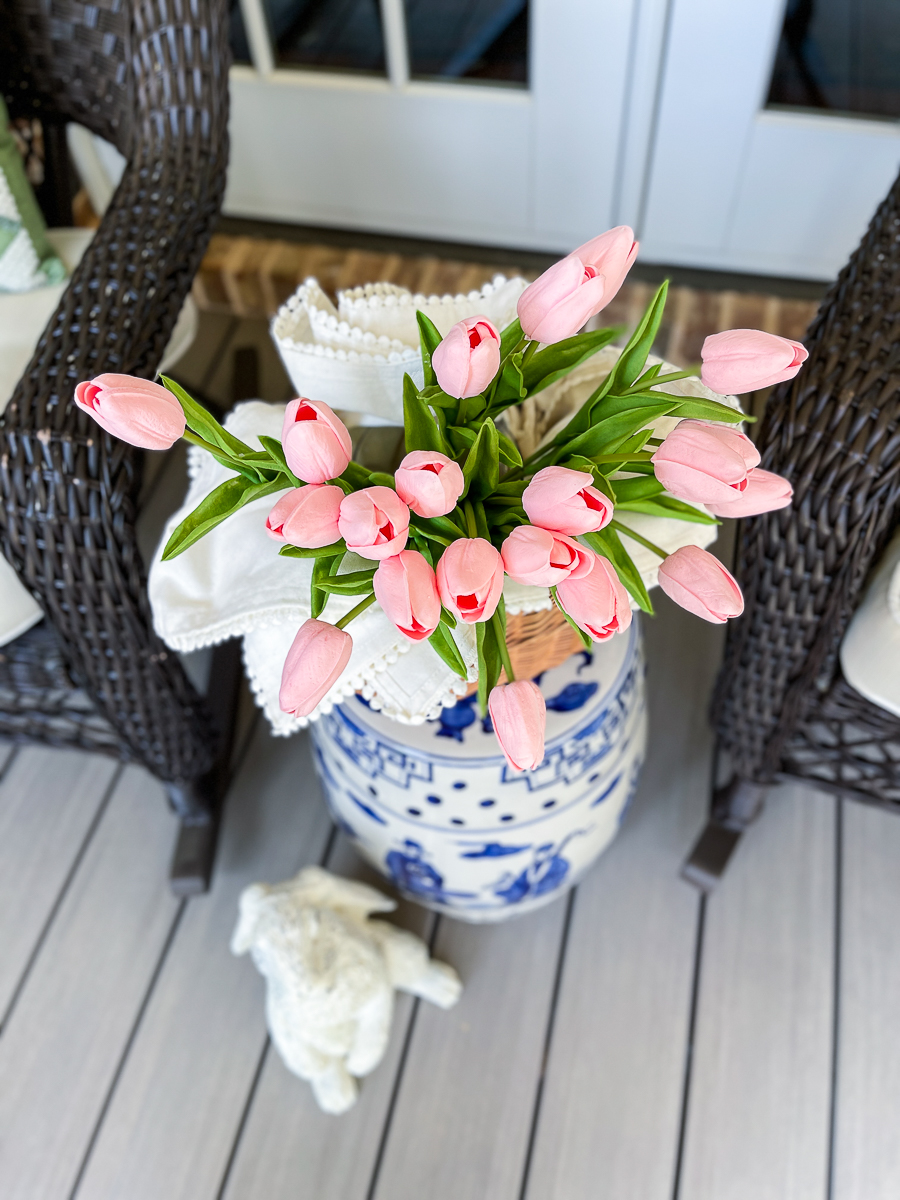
[161,474,285,561]
[461,418,500,501]
[605,280,669,393]
[159,375,255,460]
[611,476,665,503]
[416,310,443,388]
[278,539,347,558]
[614,496,718,524]
[521,326,621,396]
[403,373,448,454]
[428,622,468,680]
[583,526,653,614]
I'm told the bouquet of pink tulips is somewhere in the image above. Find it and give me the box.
[74,226,803,771]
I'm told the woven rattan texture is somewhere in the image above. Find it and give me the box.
[463,608,585,697]
[0,0,229,782]
[0,621,122,752]
[715,169,900,805]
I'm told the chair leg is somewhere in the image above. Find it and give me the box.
[681,772,767,892]
[166,638,243,896]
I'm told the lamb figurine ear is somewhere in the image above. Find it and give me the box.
[289,865,398,918]
[229,883,268,955]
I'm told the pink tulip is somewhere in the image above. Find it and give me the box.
[657,546,743,624]
[517,226,638,344]
[501,525,594,587]
[373,550,441,642]
[700,329,808,395]
[489,681,546,772]
[435,537,504,624]
[279,619,352,718]
[707,468,793,517]
[394,450,465,518]
[523,466,614,536]
[556,555,632,642]
[651,419,760,506]
[338,486,409,560]
[281,398,352,484]
[432,316,501,399]
[73,373,185,450]
[265,484,344,547]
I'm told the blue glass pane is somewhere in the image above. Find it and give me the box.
[405,0,528,85]
[767,0,900,119]
[264,0,387,74]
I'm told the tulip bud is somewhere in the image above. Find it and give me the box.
[707,467,793,517]
[394,450,465,518]
[435,537,504,624]
[265,484,344,547]
[73,373,186,450]
[373,550,441,642]
[338,486,409,560]
[501,525,594,587]
[657,546,743,624]
[279,619,352,718]
[517,226,638,344]
[489,681,546,772]
[651,419,760,506]
[700,329,808,395]
[432,316,501,399]
[523,466,614,536]
[281,398,352,484]
[556,554,632,641]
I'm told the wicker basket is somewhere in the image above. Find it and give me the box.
[464,606,585,696]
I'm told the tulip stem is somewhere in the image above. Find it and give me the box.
[182,429,228,457]
[463,500,478,538]
[609,520,668,560]
[335,592,376,630]
[491,611,516,683]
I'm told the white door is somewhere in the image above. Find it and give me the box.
[638,0,900,280]
[225,0,641,253]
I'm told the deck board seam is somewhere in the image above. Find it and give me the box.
[0,744,19,784]
[671,891,707,1200]
[213,821,341,1200]
[67,898,189,1200]
[0,760,125,1036]
[364,911,442,1200]
[517,885,577,1200]
[826,796,843,1200]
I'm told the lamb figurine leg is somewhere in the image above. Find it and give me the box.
[231,867,462,1114]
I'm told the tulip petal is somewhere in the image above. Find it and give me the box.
[489,681,546,771]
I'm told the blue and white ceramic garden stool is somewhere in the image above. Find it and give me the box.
[310,617,647,923]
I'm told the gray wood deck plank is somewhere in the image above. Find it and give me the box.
[523,599,719,1200]
[0,747,120,1022]
[0,765,180,1200]
[74,727,333,1200]
[832,799,900,1200]
[221,838,435,1200]
[0,740,14,774]
[371,898,569,1200]
[678,783,836,1200]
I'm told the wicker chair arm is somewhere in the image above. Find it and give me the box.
[715,169,900,782]
[0,0,230,783]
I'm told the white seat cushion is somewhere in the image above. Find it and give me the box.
[0,226,197,646]
[841,528,900,719]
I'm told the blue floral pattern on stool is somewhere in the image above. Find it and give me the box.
[310,618,647,923]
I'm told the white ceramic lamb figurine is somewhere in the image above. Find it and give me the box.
[231,865,462,1113]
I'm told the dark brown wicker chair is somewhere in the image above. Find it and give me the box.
[684,168,900,888]
[0,0,235,892]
